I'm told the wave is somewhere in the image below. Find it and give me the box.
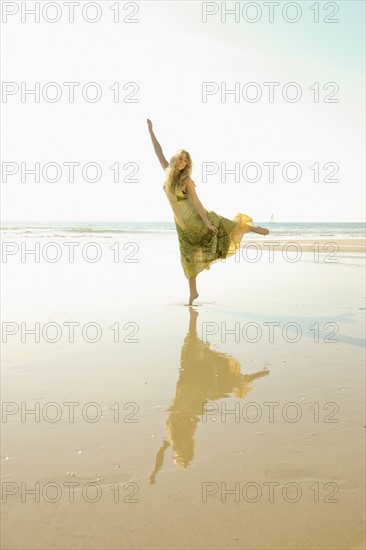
[1,222,365,239]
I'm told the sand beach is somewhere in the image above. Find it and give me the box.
[1,232,365,549]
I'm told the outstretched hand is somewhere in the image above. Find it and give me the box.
[147,119,153,132]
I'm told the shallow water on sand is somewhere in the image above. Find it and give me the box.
[1,236,365,549]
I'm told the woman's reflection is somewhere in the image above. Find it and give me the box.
[150,307,269,484]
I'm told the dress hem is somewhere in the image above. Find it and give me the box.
[181,213,253,278]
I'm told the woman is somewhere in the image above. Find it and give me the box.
[149,306,269,484]
[147,119,269,305]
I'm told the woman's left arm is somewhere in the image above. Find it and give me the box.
[185,179,218,234]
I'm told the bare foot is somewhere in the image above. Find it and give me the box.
[251,226,269,236]
[187,292,199,306]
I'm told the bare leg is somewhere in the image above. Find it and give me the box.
[187,275,199,305]
[248,225,269,236]
[188,305,199,334]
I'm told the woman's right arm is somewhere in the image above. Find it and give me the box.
[147,119,169,170]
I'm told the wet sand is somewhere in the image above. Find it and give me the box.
[244,238,366,254]
[1,235,365,549]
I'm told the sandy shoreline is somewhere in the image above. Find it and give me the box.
[240,238,366,254]
[1,235,365,549]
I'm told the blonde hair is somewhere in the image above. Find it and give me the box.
[163,149,192,194]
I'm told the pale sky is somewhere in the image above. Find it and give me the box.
[1,0,365,222]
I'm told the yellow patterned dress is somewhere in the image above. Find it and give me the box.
[163,181,254,278]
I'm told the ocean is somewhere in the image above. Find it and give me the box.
[0,221,365,240]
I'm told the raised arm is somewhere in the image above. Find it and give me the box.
[147,119,169,170]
